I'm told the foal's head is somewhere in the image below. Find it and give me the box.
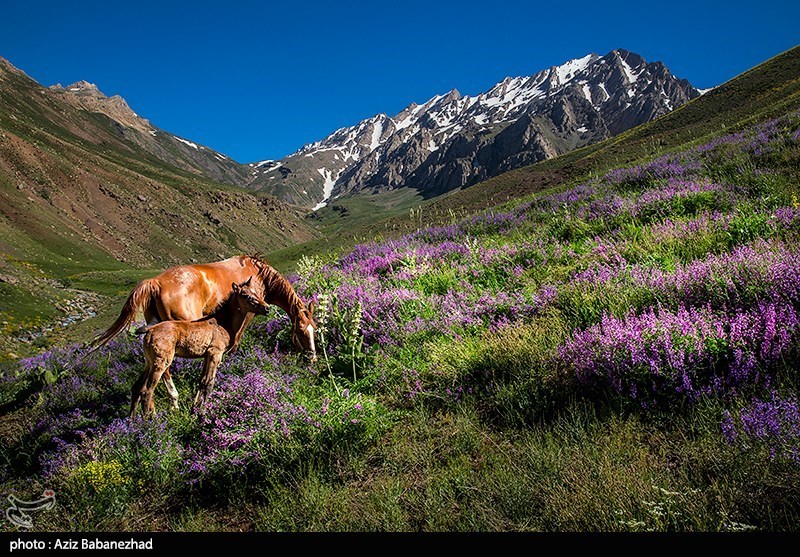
[291,303,317,363]
[231,277,270,315]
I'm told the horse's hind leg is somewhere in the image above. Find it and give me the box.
[193,351,223,413]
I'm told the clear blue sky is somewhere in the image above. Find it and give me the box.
[2,1,798,163]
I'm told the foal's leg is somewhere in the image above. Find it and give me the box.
[162,375,180,410]
[149,302,177,402]
[130,347,155,418]
[130,358,152,418]
[142,354,173,417]
[193,350,223,412]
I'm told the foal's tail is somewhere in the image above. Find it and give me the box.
[86,279,161,353]
[134,324,155,335]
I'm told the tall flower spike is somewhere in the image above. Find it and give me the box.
[316,294,330,338]
[314,293,338,394]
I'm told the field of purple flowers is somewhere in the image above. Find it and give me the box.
[2,111,800,531]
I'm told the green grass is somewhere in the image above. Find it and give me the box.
[3,46,800,533]
[0,282,56,326]
[311,188,425,234]
[32,400,778,532]
[268,189,424,274]
[61,269,156,295]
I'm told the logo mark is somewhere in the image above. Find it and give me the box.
[5,490,56,529]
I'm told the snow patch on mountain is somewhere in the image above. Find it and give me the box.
[370,120,383,150]
[313,168,336,211]
[555,53,596,84]
[581,83,593,105]
[175,137,199,150]
[620,57,640,83]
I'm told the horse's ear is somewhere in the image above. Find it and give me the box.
[231,281,239,292]
[243,276,253,287]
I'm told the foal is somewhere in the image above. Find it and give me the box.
[130,277,270,417]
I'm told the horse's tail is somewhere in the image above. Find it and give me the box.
[87,279,160,351]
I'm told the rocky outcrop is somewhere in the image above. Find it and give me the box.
[49,81,251,186]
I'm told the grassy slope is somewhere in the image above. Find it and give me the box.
[3,104,799,531]
[268,188,424,271]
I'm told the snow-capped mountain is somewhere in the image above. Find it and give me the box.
[249,49,702,209]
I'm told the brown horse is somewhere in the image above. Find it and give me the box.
[90,255,316,398]
[130,277,272,417]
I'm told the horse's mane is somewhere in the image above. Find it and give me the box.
[243,254,307,320]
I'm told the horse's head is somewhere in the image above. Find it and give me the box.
[232,277,270,315]
[291,302,317,363]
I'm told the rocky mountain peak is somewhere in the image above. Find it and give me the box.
[62,80,104,97]
[613,48,645,67]
[249,49,702,209]
[50,79,152,133]
[440,89,462,103]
